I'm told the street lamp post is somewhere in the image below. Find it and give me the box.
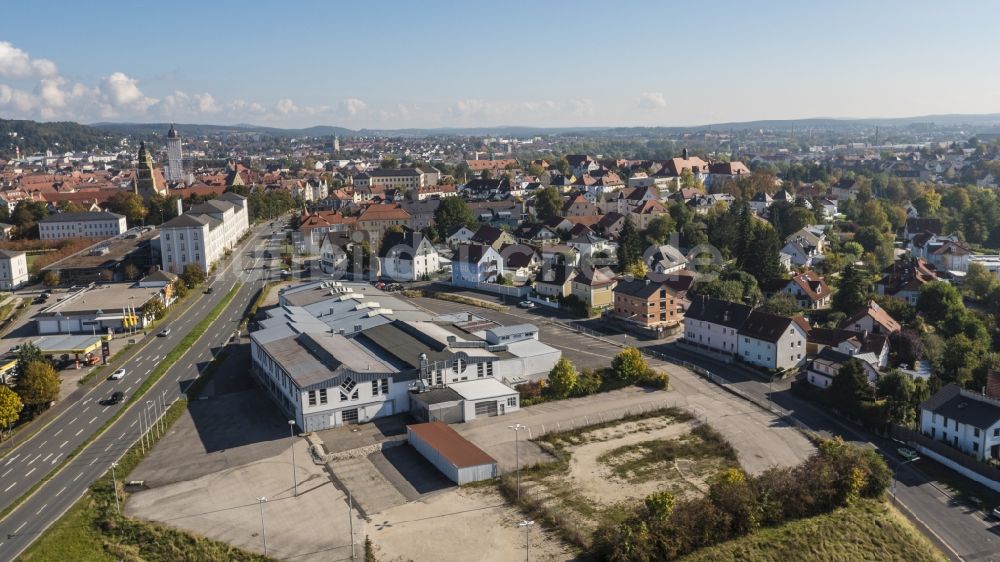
[893,456,920,505]
[518,519,534,561]
[110,461,120,515]
[256,496,268,556]
[138,411,146,454]
[508,424,525,500]
[146,401,157,439]
[288,420,298,497]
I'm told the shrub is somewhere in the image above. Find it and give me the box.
[637,370,669,389]
[574,368,602,396]
[611,347,649,384]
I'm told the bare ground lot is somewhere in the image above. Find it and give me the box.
[369,487,575,562]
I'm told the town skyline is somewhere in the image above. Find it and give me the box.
[2,0,1000,128]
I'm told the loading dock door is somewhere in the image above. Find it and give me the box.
[474,401,498,417]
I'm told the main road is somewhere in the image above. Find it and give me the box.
[0,222,286,560]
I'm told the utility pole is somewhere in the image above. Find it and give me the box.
[256,497,268,556]
[519,519,534,561]
[508,424,525,499]
[348,490,356,561]
[110,462,120,515]
[288,420,298,497]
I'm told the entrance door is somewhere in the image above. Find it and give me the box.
[342,408,359,424]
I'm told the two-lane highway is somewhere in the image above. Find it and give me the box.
[0,224,284,560]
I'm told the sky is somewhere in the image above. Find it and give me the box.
[1,0,999,129]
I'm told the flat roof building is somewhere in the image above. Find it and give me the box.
[406,421,497,484]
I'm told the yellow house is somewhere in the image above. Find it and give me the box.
[571,266,617,310]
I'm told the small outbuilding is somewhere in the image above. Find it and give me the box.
[406,421,497,484]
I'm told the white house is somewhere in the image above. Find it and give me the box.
[805,348,879,390]
[452,244,504,285]
[378,231,440,281]
[681,296,754,357]
[0,250,28,290]
[921,384,1000,462]
[446,226,475,248]
[749,192,773,215]
[737,310,810,371]
[38,211,127,241]
[160,193,249,274]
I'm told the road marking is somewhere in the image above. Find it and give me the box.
[88,416,97,424]
[89,457,97,466]
[125,386,133,393]
[75,428,84,436]
[145,368,151,375]
[26,454,40,465]
[13,521,25,533]
[55,486,66,497]
[82,398,90,405]
[41,453,51,463]
[73,471,83,482]
[50,454,61,464]
[81,406,90,414]
[1,468,10,478]
[38,440,47,447]
[3,454,18,466]
[69,417,78,424]
[130,420,137,428]
[3,482,14,492]
[24,467,35,477]
[53,428,62,437]
[35,503,46,515]
[119,432,126,439]
[104,443,113,452]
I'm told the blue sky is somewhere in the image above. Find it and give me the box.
[1,0,998,128]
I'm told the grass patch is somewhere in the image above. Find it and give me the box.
[0,283,242,522]
[597,425,738,484]
[20,340,273,562]
[676,499,946,562]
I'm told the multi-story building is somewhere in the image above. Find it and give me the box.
[377,231,440,281]
[737,310,810,371]
[0,250,28,290]
[357,204,412,249]
[610,279,681,329]
[354,168,437,192]
[681,296,753,357]
[38,211,127,241]
[570,266,617,310]
[159,192,249,274]
[921,384,1000,462]
[165,124,185,182]
[452,244,503,285]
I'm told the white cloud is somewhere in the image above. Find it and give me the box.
[276,98,298,114]
[195,93,219,113]
[341,97,368,116]
[98,72,158,115]
[637,91,667,110]
[0,41,57,78]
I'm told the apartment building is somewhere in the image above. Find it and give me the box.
[0,250,28,290]
[38,211,127,240]
[159,192,249,274]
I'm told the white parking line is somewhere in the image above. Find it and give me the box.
[24,467,35,477]
[73,471,83,482]
[88,416,97,424]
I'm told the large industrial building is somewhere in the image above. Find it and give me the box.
[249,280,560,431]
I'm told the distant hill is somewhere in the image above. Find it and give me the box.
[0,118,117,156]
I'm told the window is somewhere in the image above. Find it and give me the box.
[351,389,359,400]
[308,391,317,407]
[319,388,328,405]
[372,380,380,395]
[381,378,389,394]
[974,442,980,452]
[974,427,980,437]
[507,397,517,407]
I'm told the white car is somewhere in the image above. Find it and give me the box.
[109,368,126,380]
[897,447,918,460]
[518,300,536,309]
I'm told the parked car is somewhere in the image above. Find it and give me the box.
[897,447,918,460]
[108,391,124,405]
[109,368,126,380]
[204,287,214,294]
[518,300,536,309]
[159,328,172,337]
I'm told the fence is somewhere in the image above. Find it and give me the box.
[448,279,531,298]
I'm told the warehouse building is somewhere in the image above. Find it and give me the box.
[407,421,497,484]
[250,280,558,430]
[34,284,163,335]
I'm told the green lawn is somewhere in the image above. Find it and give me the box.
[677,499,946,562]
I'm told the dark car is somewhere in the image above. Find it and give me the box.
[108,391,124,405]
[204,287,214,294]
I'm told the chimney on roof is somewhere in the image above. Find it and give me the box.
[682,148,688,159]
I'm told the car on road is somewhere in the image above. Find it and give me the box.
[897,447,919,460]
[159,328,172,337]
[518,300,536,309]
[108,391,124,405]
[204,287,214,294]
[109,368,126,380]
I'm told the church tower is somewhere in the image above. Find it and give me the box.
[165,124,184,182]
[134,141,162,200]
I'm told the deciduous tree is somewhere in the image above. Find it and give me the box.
[547,358,577,399]
[15,360,59,414]
[0,386,23,435]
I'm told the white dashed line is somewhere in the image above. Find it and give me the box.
[50,454,61,465]
[35,503,46,515]
[55,486,66,497]
[41,453,51,463]
[1,468,10,478]
[75,428,83,436]
[53,428,62,437]
[4,454,18,466]
[73,472,83,482]
[88,416,97,424]
[24,467,35,477]
[3,482,14,492]
[130,420,137,428]
[104,443,113,452]
[26,454,39,466]
[13,521,25,533]
[38,440,47,447]
[89,457,97,466]
[69,417,78,424]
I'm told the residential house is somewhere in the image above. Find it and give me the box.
[595,212,626,239]
[319,232,352,274]
[446,226,475,248]
[839,300,902,335]
[452,244,504,285]
[705,161,750,188]
[513,223,559,246]
[805,348,879,390]
[461,178,511,200]
[570,266,617,310]
[377,230,439,282]
[876,257,941,305]
[648,244,688,274]
[920,384,1000,461]
[566,231,612,258]
[160,193,249,274]
[905,217,943,241]
[357,204,412,249]
[533,265,576,299]
[762,271,830,309]
[610,279,681,329]
[470,225,516,251]
[0,250,28,290]
[500,244,540,284]
[630,199,669,230]
[749,192,773,215]
[399,199,440,232]
[562,194,598,217]
[737,310,810,371]
[681,296,753,357]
